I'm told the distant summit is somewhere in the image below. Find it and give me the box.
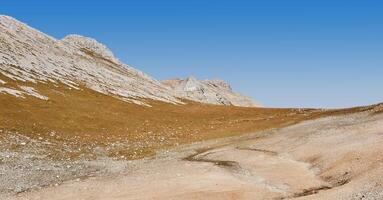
[62,34,119,63]
[0,15,259,107]
[162,77,259,107]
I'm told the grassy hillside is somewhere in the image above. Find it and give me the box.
[0,73,376,160]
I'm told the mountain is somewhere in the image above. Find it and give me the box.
[162,77,259,107]
[0,15,257,107]
[2,15,383,200]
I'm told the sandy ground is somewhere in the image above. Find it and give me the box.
[8,111,383,200]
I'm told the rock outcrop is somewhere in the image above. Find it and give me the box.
[0,15,259,107]
[0,15,179,106]
[162,77,259,107]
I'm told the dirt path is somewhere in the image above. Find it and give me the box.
[10,112,383,200]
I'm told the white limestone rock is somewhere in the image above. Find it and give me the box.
[162,77,259,107]
[0,15,181,105]
[19,86,49,100]
[0,15,259,107]
[62,34,119,64]
[0,87,25,98]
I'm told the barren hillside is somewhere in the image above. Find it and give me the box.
[6,104,383,200]
[0,15,257,107]
[1,15,383,200]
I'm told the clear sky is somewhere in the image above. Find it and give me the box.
[1,0,382,108]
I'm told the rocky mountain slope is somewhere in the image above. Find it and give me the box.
[162,77,259,107]
[0,15,257,107]
[1,15,383,200]
[0,15,184,106]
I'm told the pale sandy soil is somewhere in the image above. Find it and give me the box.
[9,111,383,200]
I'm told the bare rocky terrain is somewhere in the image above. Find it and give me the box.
[0,15,257,107]
[162,77,259,107]
[1,15,383,200]
[1,106,382,200]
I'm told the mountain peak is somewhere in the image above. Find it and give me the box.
[0,16,179,106]
[0,15,258,107]
[162,77,259,107]
[62,34,118,63]
[185,76,197,81]
[182,76,201,92]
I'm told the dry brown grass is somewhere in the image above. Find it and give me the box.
[0,73,377,160]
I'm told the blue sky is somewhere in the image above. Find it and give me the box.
[1,0,382,108]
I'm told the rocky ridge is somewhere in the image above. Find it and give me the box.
[0,15,179,106]
[0,15,258,107]
[162,77,259,107]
